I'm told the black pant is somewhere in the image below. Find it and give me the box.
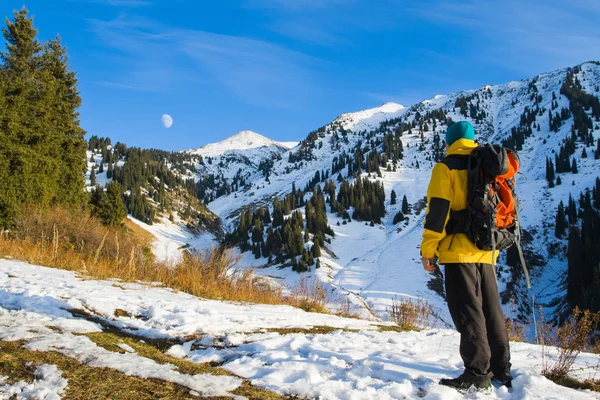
[444,263,511,381]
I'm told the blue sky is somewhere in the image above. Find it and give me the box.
[4,0,600,150]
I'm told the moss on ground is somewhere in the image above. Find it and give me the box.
[267,325,358,335]
[0,332,287,399]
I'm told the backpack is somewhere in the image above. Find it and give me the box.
[445,144,530,288]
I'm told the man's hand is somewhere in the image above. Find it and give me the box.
[422,257,436,273]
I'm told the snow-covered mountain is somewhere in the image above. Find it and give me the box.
[186,130,290,182]
[189,130,290,156]
[136,62,600,324]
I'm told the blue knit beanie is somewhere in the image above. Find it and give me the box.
[445,121,475,146]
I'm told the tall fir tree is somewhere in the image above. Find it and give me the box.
[0,8,87,226]
[91,182,127,226]
[402,195,409,214]
[555,201,567,238]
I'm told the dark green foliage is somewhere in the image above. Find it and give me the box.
[90,168,96,186]
[104,142,203,219]
[560,67,600,142]
[224,187,333,271]
[402,195,409,214]
[90,182,127,226]
[390,190,397,205]
[336,177,385,223]
[125,189,155,224]
[0,8,87,226]
[546,157,555,187]
[555,201,567,238]
[565,179,600,312]
[393,211,405,225]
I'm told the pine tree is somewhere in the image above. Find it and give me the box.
[545,157,555,187]
[555,201,567,238]
[390,189,397,205]
[46,35,87,209]
[94,182,127,226]
[90,168,96,186]
[572,157,578,174]
[312,240,321,257]
[402,195,409,214]
[0,8,86,227]
[567,195,578,224]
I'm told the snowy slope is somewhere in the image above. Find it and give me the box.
[186,130,290,181]
[2,259,599,400]
[177,62,600,325]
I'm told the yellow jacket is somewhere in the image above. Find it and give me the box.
[420,138,497,264]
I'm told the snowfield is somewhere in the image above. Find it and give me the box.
[1,259,599,399]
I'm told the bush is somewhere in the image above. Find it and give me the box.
[387,297,433,331]
[540,307,600,386]
[506,297,526,342]
[393,211,405,225]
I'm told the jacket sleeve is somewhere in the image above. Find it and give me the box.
[420,162,453,258]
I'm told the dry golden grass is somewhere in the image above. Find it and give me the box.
[506,297,526,342]
[540,307,600,392]
[285,276,330,314]
[0,206,338,313]
[387,296,434,331]
[0,334,286,400]
[124,217,156,244]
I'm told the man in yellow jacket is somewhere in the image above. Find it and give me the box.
[421,121,512,391]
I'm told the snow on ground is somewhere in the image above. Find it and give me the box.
[0,364,68,400]
[1,259,599,400]
[128,215,218,264]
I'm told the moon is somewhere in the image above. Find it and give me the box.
[162,114,173,128]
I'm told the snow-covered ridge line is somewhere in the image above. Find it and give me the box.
[187,130,288,156]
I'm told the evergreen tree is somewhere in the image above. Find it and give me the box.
[312,240,321,257]
[0,8,86,227]
[93,182,127,226]
[402,195,409,214]
[390,189,397,205]
[572,157,578,174]
[545,157,555,187]
[555,201,567,238]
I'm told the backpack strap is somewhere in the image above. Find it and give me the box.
[440,154,469,171]
[441,154,470,235]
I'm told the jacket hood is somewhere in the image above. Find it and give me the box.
[446,138,477,156]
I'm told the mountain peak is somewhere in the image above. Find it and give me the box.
[335,101,407,132]
[187,130,288,157]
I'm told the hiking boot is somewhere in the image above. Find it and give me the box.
[492,371,513,388]
[439,374,492,392]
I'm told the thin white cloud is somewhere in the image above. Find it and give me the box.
[87,0,154,6]
[246,0,354,11]
[87,16,323,108]
[410,0,600,74]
